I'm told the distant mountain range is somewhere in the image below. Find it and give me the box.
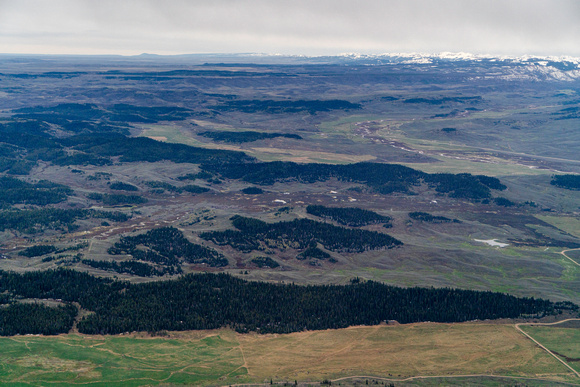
[1,51,579,81]
[110,52,580,81]
[328,52,580,81]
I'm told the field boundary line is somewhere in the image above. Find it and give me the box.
[515,318,580,378]
[225,373,579,387]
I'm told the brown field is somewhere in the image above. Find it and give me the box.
[1,323,578,386]
[238,323,574,383]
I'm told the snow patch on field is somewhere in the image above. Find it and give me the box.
[473,239,509,248]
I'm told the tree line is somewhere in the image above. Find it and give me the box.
[81,259,182,277]
[0,208,129,234]
[145,181,210,194]
[19,242,87,258]
[0,269,573,336]
[198,130,302,144]
[64,134,254,165]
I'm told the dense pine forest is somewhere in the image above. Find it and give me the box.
[200,215,402,254]
[0,117,253,171]
[108,226,228,267]
[297,243,332,260]
[19,242,87,258]
[250,256,280,268]
[87,193,148,205]
[198,130,302,143]
[307,205,392,227]
[203,161,506,200]
[0,302,77,336]
[551,174,580,190]
[13,103,193,124]
[213,99,361,114]
[0,208,129,233]
[81,259,182,277]
[241,186,265,194]
[409,212,457,223]
[0,269,573,336]
[0,176,73,206]
[64,134,254,165]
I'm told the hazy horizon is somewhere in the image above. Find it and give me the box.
[1,0,579,57]
[1,51,580,60]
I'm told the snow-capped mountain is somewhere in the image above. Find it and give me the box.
[331,52,580,81]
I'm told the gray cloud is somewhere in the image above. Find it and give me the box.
[0,0,579,56]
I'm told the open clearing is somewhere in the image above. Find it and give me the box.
[0,323,577,386]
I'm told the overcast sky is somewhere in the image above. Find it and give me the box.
[1,0,579,57]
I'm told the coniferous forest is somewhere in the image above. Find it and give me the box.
[307,205,392,227]
[0,302,77,336]
[551,174,580,190]
[198,130,302,143]
[202,162,506,200]
[200,215,402,254]
[108,226,228,267]
[0,269,573,336]
[0,208,129,233]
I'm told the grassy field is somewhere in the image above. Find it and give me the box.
[138,124,206,146]
[566,250,580,264]
[537,216,580,239]
[0,323,576,386]
[521,325,580,373]
[0,330,247,386]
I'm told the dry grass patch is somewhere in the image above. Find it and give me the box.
[238,323,571,382]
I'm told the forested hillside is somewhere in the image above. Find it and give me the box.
[0,269,572,336]
[203,162,506,199]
